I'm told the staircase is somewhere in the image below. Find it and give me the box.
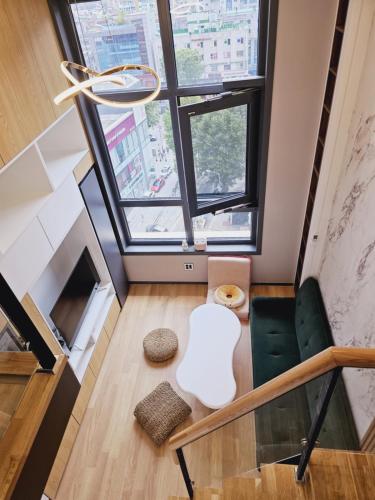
[169,449,375,499]
[168,348,375,500]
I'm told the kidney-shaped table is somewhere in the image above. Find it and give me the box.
[176,303,241,409]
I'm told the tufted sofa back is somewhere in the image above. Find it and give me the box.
[294,277,333,361]
[294,278,358,449]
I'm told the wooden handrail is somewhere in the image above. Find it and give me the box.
[169,347,375,451]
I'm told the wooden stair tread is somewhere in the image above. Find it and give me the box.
[308,448,375,499]
[310,447,375,465]
[195,487,224,500]
[223,476,257,499]
[171,450,375,499]
[260,463,312,499]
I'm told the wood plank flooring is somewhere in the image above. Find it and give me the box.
[56,284,294,500]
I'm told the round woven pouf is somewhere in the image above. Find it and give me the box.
[143,328,178,362]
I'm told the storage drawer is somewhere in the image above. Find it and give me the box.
[104,296,121,339]
[89,328,109,378]
[72,366,96,424]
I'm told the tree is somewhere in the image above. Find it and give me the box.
[191,107,247,191]
[163,96,202,151]
[159,48,204,85]
[175,48,204,85]
[145,101,159,127]
[163,102,247,191]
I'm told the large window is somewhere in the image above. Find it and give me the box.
[54,0,275,250]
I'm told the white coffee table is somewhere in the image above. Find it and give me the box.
[176,303,241,409]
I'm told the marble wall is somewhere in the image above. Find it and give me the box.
[317,20,375,440]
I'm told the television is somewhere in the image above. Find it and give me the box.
[50,248,100,349]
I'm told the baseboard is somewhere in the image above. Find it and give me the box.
[128,281,294,286]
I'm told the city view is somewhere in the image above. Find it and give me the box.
[73,0,259,240]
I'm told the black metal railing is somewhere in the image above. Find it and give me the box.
[296,367,342,481]
[174,365,353,497]
[176,448,194,499]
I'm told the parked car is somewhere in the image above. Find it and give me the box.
[149,135,157,142]
[146,224,168,232]
[151,177,166,192]
[161,166,172,177]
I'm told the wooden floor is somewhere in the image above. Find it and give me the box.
[56,284,294,500]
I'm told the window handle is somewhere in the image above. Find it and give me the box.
[213,202,256,215]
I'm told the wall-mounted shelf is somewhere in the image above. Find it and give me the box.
[36,107,89,190]
[0,145,53,256]
[0,106,90,258]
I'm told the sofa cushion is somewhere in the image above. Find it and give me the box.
[295,277,333,362]
[251,297,300,387]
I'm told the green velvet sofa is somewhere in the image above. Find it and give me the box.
[250,277,359,465]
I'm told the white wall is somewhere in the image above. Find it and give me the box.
[31,209,111,327]
[301,0,375,440]
[124,0,338,283]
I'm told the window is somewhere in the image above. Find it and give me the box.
[52,0,276,251]
[179,91,259,216]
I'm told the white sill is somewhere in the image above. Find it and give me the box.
[123,243,258,255]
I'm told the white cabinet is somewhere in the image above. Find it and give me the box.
[0,106,90,257]
[36,107,89,190]
[0,145,53,256]
[38,176,85,250]
[0,218,54,300]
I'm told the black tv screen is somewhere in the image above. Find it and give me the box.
[50,248,99,349]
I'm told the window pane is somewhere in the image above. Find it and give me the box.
[179,95,213,105]
[171,0,259,86]
[190,104,247,197]
[124,207,185,239]
[98,101,180,199]
[71,1,165,91]
[193,211,252,239]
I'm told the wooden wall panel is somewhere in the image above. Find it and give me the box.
[11,361,80,500]
[0,0,69,164]
[21,293,64,356]
[18,0,71,119]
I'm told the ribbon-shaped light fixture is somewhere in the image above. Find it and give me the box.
[170,1,205,16]
[54,61,161,109]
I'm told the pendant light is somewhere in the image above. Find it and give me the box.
[54,1,160,109]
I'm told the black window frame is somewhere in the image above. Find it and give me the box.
[179,89,260,217]
[48,0,278,254]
